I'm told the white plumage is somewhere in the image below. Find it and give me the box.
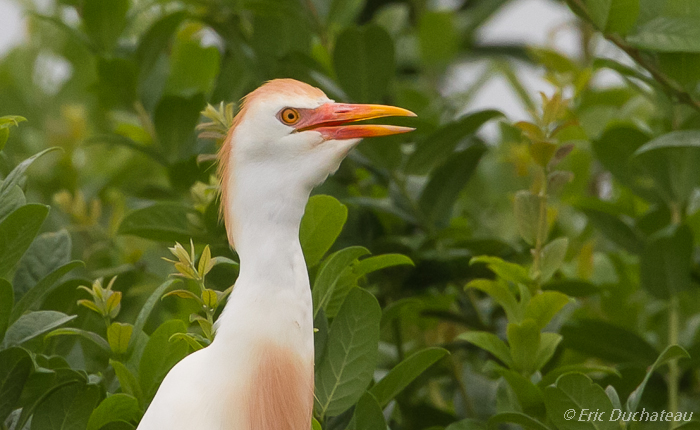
[136,79,414,430]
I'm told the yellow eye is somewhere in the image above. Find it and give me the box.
[280,108,300,125]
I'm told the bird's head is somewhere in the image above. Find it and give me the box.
[220,79,414,185]
[218,79,415,247]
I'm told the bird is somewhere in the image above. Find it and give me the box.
[136,79,415,430]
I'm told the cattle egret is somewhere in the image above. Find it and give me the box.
[136,79,415,430]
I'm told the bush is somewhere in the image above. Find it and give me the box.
[1,0,700,429]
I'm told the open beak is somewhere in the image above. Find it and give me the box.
[295,103,416,140]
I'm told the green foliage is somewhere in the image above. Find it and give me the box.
[118,203,198,243]
[334,25,395,103]
[315,288,381,418]
[544,373,617,430]
[300,195,348,267]
[3,0,700,428]
[0,205,50,278]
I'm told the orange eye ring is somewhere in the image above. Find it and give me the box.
[280,108,300,125]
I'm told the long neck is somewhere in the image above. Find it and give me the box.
[232,163,310,274]
[215,163,313,334]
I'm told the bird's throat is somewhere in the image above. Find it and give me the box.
[215,175,315,354]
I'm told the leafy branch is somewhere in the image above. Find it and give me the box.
[565,0,700,113]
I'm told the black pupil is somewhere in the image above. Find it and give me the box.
[287,112,294,120]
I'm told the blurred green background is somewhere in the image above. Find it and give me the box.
[2,0,700,429]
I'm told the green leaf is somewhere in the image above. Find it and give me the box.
[136,11,188,78]
[626,344,690,412]
[640,224,693,299]
[169,332,205,351]
[312,417,322,430]
[95,57,138,108]
[538,364,621,388]
[0,115,26,127]
[11,261,83,324]
[45,328,111,355]
[544,373,617,430]
[419,143,487,227]
[111,360,144,407]
[333,25,394,103]
[658,52,700,87]
[0,116,25,152]
[580,208,643,254]
[0,347,32,422]
[488,413,550,430]
[314,308,329,366]
[5,353,86,430]
[87,394,140,430]
[129,279,181,354]
[591,126,654,199]
[12,229,72,300]
[633,130,700,202]
[82,0,129,50]
[154,94,205,161]
[2,311,76,348]
[315,252,412,319]
[252,5,313,58]
[584,0,612,29]
[347,392,385,430]
[165,28,220,98]
[0,280,12,341]
[492,365,545,415]
[470,255,531,286]
[162,289,202,304]
[638,0,666,25]
[0,147,60,204]
[118,203,196,243]
[312,246,370,318]
[458,332,513,368]
[0,204,49,278]
[593,58,657,88]
[406,110,502,175]
[534,333,562,371]
[507,319,540,375]
[525,291,571,330]
[514,190,541,245]
[542,280,599,297]
[108,323,133,355]
[315,288,381,418]
[605,384,621,410]
[561,319,658,364]
[369,347,449,407]
[0,184,25,223]
[465,279,521,323]
[537,238,568,283]
[419,11,459,64]
[30,383,101,430]
[352,254,414,277]
[300,195,348,267]
[628,16,700,52]
[327,0,365,27]
[139,319,188,402]
[606,0,640,34]
[664,0,700,18]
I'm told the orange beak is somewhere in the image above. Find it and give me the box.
[294,103,416,140]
